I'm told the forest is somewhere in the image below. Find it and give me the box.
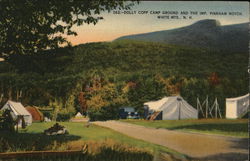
[0,40,248,120]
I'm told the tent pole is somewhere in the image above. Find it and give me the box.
[206,96,208,118]
[198,99,205,118]
[177,98,181,120]
[215,98,217,118]
[197,98,205,118]
[178,101,180,120]
[197,98,199,119]
[216,99,222,118]
[209,100,215,118]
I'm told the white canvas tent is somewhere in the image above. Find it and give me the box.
[226,93,249,119]
[144,96,198,120]
[75,112,83,117]
[1,100,32,126]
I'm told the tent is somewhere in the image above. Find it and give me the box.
[226,93,249,119]
[1,100,32,126]
[26,106,44,121]
[144,96,198,120]
[75,112,83,118]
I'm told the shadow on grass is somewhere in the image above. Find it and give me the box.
[0,146,153,161]
[195,152,248,161]
[0,132,81,152]
[229,138,248,150]
[167,123,248,133]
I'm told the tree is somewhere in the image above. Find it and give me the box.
[78,91,87,114]
[1,109,15,132]
[208,72,220,87]
[0,0,138,58]
[157,75,185,95]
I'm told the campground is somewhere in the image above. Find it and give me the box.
[0,119,248,161]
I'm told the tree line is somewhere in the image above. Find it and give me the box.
[0,40,248,120]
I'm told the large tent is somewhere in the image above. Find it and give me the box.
[1,100,32,126]
[144,96,198,120]
[226,93,249,119]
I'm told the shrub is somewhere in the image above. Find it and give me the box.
[41,111,53,120]
[1,109,15,132]
[56,113,72,122]
[88,105,119,121]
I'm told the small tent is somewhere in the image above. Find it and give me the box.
[1,100,32,126]
[75,112,83,118]
[144,96,198,120]
[226,93,249,119]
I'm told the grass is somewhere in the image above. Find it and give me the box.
[0,122,187,160]
[24,122,170,152]
[120,119,249,138]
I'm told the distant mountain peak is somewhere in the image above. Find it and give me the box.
[191,19,221,28]
[115,19,248,53]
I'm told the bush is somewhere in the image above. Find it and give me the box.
[56,113,72,122]
[1,109,15,132]
[88,105,119,121]
[41,111,53,120]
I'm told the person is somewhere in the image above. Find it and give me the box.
[85,120,90,128]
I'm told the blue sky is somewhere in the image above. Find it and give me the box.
[67,1,249,45]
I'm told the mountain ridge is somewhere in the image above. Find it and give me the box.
[115,19,249,53]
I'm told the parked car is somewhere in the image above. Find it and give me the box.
[119,107,139,119]
[127,112,139,119]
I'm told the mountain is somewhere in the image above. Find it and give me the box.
[115,19,249,53]
[0,40,248,112]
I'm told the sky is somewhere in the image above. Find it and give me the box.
[67,1,249,46]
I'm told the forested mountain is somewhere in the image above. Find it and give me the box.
[116,19,249,53]
[0,40,248,119]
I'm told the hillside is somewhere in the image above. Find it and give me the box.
[68,40,247,79]
[0,40,248,116]
[116,19,249,53]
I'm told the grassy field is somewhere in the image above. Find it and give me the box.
[120,119,248,138]
[25,122,173,152]
[0,122,186,161]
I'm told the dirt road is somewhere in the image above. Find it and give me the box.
[93,121,248,160]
